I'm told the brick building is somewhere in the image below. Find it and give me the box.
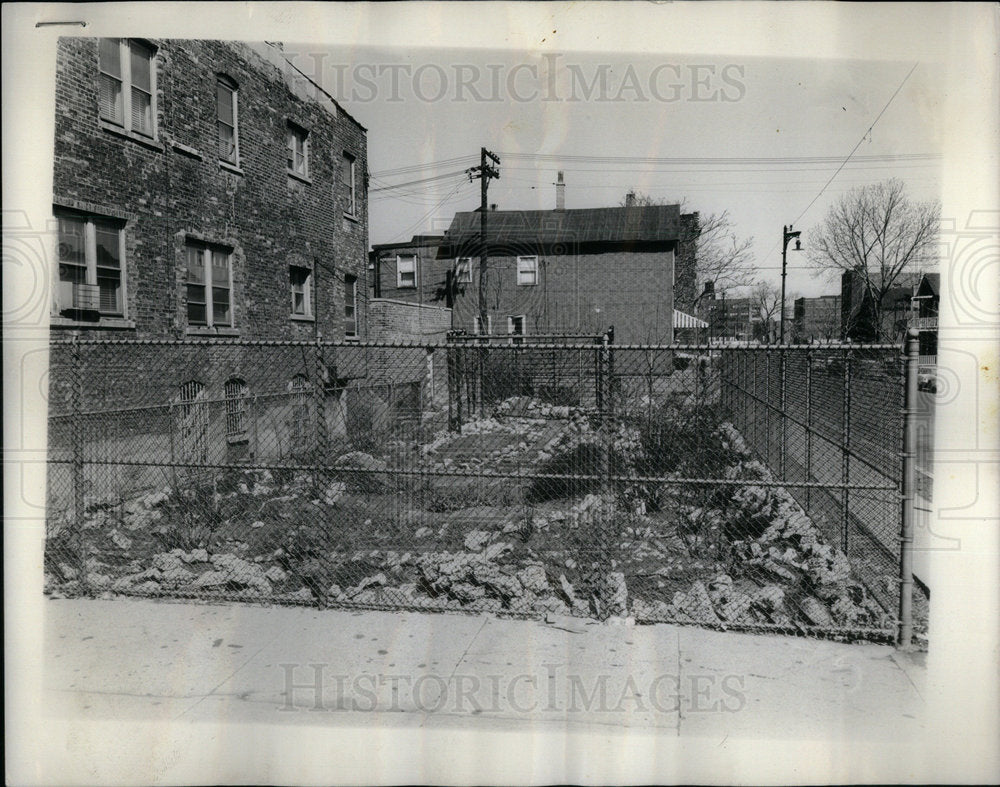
[374,199,699,345]
[47,38,374,499]
[51,38,368,342]
[840,270,916,342]
[793,295,841,342]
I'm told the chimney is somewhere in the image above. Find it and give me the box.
[556,171,565,211]
[490,203,497,211]
[703,280,715,298]
[625,190,636,207]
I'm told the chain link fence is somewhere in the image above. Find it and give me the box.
[45,335,925,643]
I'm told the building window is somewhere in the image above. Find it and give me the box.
[98,38,156,137]
[342,152,357,216]
[177,380,208,463]
[224,377,248,439]
[217,76,239,164]
[517,256,538,286]
[288,374,313,449]
[473,315,493,335]
[286,122,309,178]
[344,274,358,338]
[186,241,232,328]
[397,254,416,289]
[55,213,125,318]
[508,315,526,345]
[456,258,473,283]
[290,264,312,317]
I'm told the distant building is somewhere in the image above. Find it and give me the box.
[372,177,701,344]
[840,270,916,342]
[370,234,449,305]
[912,272,939,357]
[698,294,757,341]
[793,295,841,342]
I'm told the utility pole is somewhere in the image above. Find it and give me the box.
[780,224,802,344]
[470,147,500,336]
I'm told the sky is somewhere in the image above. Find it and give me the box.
[283,44,943,300]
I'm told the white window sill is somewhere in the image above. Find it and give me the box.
[287,170,312,185]
[517,282,539,287]
[50,316,136,330]
[289,313,315,323]
[343,334,360,343]
[100,121,164,151]
[220,160,244,175]
[227,434,249,446]
[343,212,360,223]
[186,326,240,337]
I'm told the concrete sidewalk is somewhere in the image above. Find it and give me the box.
[44,597,925,738]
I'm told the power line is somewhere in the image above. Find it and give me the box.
[792,62,921,225]
[369,169,472,193]
[497,151,937,167]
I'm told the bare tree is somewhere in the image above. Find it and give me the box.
[621,192,756,304]
[750,280,782,343]
[808,178,939,340]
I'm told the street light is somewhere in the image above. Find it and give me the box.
[780,224,803,344]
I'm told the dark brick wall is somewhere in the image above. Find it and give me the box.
[52,38,368,342]
[450,248,674,344]
[372,240,451,307]
[367,299,452,343]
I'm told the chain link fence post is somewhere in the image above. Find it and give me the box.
[779,348,787,480]
[70,335,88,589]
[314,336,328,494]
[841,345,853,554]
[898,328,920,648]
[805,347,813,511]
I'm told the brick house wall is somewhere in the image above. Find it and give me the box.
[370,236,449,308]
[51,38,368,344]
[449,246,675,345]
[367,298,452,343]
[47,39,372,505]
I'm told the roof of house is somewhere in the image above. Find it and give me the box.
[441,204,682,248]
[371,234,445,253]
[917,272,940,296]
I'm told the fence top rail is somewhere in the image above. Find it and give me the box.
[48,337,903,352]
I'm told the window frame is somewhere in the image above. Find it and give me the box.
[455,257,473,284]
[217,75,239,166]
[53,212,127,320]
[286,121,309,179]
[344,274,358,338]
[473,315,493,335]
[517,255,539,286]
[287,374,313,449]
[289,264,313,319]
[185,240,234,329]
[342,152,357,217]
[396,254,417,289]
[98,38,157,140]
[507,314,526,345]
[224,377,249,441]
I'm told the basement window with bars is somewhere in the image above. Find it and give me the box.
[185,241,233,329]
[224,377,248,441]
[217,75,239,165]
[98,38,156,138]
[54,212,125,319]
[288,374,313,449]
